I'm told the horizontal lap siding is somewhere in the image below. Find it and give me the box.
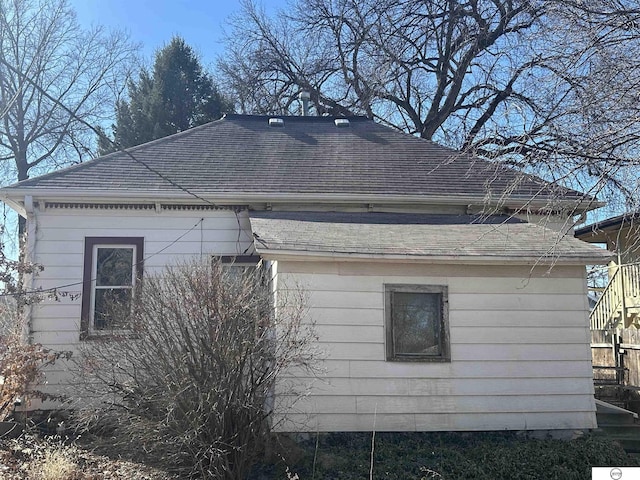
[273,261,596,432]
[284,393,594,414]
[277,377,594,396]
[277,412,596,432]
[29,208,252,382]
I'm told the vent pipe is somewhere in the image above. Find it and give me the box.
[268,118,284,127]
[299,91,311,116]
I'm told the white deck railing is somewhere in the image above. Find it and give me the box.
[590,264,640,331]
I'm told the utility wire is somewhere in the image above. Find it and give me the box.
[0,56,260,297]
[0,56,217,207]
[0,218,205,298]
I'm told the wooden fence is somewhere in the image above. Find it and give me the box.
[592,329,640,411]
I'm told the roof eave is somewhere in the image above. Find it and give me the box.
[1,196,26,217]
[0,188,602,213]
[575,211,640,237]
[254,248,612,265]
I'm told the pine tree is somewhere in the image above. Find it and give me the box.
[99,37,232,154]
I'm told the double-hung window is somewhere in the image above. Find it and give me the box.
[81,237,144,337]
[385,284,450,362]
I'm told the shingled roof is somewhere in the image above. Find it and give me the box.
[2,115,588,207]
[250,211,612,264]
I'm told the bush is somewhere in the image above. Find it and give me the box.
[0,321,67,421]
[0,230,69,421]
[74,259,318,479]
[249,432,639,479]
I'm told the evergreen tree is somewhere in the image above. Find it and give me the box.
[99,36,232,154]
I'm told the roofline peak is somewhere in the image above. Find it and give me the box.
[222,113,370,122]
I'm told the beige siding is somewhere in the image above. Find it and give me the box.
[27,206,254,386]
[28,207,596,432]
[272,261,596,432]
[278,412,595,432]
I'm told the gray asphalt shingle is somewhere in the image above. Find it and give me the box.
[249,211,611,262]
[4,115,584,203]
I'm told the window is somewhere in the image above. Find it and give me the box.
[217,255,262,280]
[81,237,143,337]
[219,255,261,269]
[385,284,450,362]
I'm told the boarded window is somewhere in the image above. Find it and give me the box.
[385,285,450,362]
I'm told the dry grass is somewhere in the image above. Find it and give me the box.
[27,446,82,480]
[0,433,175,480]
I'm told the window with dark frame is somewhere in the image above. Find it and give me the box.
[216,255,262,280]
[218,255,261,268]
[81,237,144,337]
[385,284,450,362]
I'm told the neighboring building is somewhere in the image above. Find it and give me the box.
[0,115,610,433]
[576,213,640,330]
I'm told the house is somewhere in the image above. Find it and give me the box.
[0,114,610,433]
[576,213,640,408]
[575,212,640,330]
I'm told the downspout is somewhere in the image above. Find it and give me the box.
[299,91,311,116]
[22,195,36,343]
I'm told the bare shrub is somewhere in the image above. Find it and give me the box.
[73,258,318,479]
[0,316,67,420]
[0,230,70,421]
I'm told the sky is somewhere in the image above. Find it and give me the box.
[0,1,289,256]
[68,0,287,69]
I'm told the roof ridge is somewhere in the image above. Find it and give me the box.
[223,114,371,121]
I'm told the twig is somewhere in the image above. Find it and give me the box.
[369,404,377,480]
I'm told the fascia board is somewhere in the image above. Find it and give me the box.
[254,248,613,265]
[0,188,602,212]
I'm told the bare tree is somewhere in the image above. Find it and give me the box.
[220,0,640,208]
[0,0,137,230]
[72,259,319,480]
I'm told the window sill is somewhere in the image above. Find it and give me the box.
[386,355,451,363]
[81,330,139,341]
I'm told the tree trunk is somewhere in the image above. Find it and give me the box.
[16,148,28,241]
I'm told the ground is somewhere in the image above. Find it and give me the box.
[1,429,639,479]
[0,433,175,479]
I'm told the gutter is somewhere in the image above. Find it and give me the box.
[253,248,613,266]
[0,189,603,214]
[575,211,640,236]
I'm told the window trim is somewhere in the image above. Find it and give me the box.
[81,237,144,339]
[218,255,262,266]
[215,255,265,284]
[385,284,450,363]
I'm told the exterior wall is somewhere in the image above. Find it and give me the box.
[608,224,640,266]
[26,204,254,394]
[514,212,573,235]
[272,261,596,432]
[25,204,597,431]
